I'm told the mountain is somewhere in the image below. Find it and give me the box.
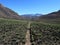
[21,14,42,20]
[40,10,60,19]
[0,4,43,20]
[0,4,21,19]
[39,10,60,23]
[1,3,60,22]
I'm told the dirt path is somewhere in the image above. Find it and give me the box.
[25,22,31,45]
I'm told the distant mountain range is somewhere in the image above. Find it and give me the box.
[0,3,60,22]
[21,14,42,20]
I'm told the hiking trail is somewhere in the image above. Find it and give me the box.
[25,22,31,45]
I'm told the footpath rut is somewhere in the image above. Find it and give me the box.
[25,22,31,45]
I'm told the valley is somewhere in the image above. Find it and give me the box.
[0,3,60,45]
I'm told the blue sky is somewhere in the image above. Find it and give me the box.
[0,0,60,15]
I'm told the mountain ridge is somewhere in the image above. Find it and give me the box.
[0,4,22,19]
[39,10,60,19]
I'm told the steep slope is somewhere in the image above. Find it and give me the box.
[0,4,21,19]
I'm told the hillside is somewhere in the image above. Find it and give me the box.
[40,10,60,19]
[39,10,60,23]
[0,4,21,19]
